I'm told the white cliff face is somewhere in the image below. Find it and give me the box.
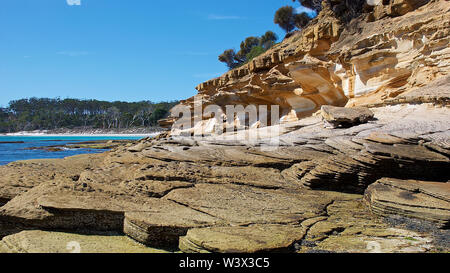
[163,0,449,136]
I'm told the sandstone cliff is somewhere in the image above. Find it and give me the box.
[162,0,449,136]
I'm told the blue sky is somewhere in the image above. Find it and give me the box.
[0,0,314,107]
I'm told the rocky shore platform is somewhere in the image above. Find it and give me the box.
[0,99,448,253]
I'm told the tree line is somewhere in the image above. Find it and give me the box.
[0,98,178,133]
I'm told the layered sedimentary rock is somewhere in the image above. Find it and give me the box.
[179,225,307,253]
[0,154,104,205]
[162,0,449,136]
[365,178,450,228]
[1,101,449,253]
[0,0,449,254]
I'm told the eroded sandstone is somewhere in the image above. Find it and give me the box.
[163,0,450,136]
[0,102,448,253]
[365,178,450,228]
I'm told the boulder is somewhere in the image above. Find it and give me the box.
[321,106,375,128]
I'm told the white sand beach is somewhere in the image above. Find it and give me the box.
[2,130,162,138]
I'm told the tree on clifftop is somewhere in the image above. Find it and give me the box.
[274,6,296,33]
[260,31,278,49]
[235,36,261,63]
[219,32,279,70]
[294,12,312,28]
[294,0,368,22]
[218,49,240,70]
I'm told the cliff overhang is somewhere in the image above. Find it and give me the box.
[161,0,449,136]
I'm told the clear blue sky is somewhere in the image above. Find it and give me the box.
[0,0,314,107]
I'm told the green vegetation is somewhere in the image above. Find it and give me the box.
[274,6,297,33]
[217,1,320,70]
[246,46,265,62]
[274,5,312,33]
[0,98,178,133]
[294,0,367,22]
[295,12,312,28]
[218,31,278,70]
[216,0,366,72]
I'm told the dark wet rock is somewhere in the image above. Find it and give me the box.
[383,215,450,251]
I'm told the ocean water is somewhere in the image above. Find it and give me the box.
[0,136,144,166]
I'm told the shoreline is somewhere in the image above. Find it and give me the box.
[0,131,163,138]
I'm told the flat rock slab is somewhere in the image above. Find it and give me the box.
[37,194,145,213]
[363,142,449,162]
[142,145,292,167]
[376,178,450,202]
[163,184,333,225]
[1,184,220,239]
[0,183,160,231]
[0,154,104,202]
[316,232,434,253]
[132,163,294,190]
[124,202,223,248]
[365,178,450,227]
[321,105,374,128]
[365,132,411,145]
[179,225,306,253]
[0,230,167,253]
[297,198,443,253]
